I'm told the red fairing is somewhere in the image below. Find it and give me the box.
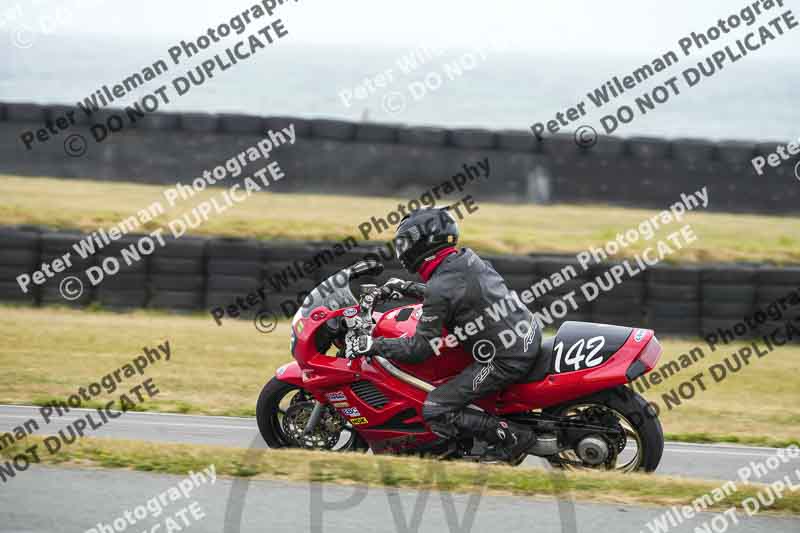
[497,329,656,413]
[373,304,474,384]
[274,361,303,387]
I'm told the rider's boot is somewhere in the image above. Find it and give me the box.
[481,420,537,463]
[429,410,536,463]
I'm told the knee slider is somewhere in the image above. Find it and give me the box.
[427,417,459,439]
[422,397,445,421]
[422,401,458,438]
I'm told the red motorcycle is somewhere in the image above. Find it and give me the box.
[257,261,665,472]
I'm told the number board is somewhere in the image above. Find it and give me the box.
[545,322,633,375]
[552,336,608,373]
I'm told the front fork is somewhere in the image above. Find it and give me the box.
[303,401,327,436]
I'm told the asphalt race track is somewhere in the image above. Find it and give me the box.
[0,405,795,484]
[2,466,798,533]
[1,405,798,533]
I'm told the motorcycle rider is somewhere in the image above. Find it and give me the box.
[346,206,541,462]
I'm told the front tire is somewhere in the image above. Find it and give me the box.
[544,386,664,473]
[256,377,368,452]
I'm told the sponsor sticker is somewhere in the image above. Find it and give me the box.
[276,364,288,377]
[295,321,304,334]
[344,307,358,318]
[349,417,368,425]
[342,407,361,417]
[634,329,646,342]
[325,391,347,402]
[332,402,349,408]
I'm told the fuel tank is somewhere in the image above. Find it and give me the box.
[373,304,473,384]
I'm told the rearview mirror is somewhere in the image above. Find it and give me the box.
[349,260,384,279]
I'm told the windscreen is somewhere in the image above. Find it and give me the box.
[298,268,357,318]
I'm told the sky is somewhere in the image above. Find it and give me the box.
[3,0,798,60]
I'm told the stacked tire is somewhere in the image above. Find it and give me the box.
[645,265,700,336]
[700,266,757,338]
[3,223,799,344]
[205,238,264,319]
[488,255,538,297]
[147,236,207,310]
[491,255,547,322]
[755,267,800,341]
[535,258,591,328]
[39,231,95,307]
[261,241,326,318]
[0,227,41,305]
[95,235,149,310]
[589,263,646,328]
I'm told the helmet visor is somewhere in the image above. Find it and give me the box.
[393,225,420,260]
[393,234,412,260]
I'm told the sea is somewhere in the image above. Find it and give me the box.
[2,33,799,143]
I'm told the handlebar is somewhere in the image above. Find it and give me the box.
[342,283,388,363]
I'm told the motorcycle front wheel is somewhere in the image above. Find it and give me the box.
[256,377,368,452]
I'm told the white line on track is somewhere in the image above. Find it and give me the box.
[3,404,254,420]
[0,414,254,431]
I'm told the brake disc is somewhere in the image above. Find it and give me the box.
[281,401,343,449]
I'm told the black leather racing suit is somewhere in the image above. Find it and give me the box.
[371,248,542,441]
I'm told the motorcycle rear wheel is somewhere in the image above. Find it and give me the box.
[543,386,664,473]
[256,377,368,452]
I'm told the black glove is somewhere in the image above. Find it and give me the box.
[380,278,412,300]
[345,333,376,358]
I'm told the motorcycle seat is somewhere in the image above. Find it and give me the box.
[521,321,634,383]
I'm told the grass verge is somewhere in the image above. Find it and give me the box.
[666,434,800,449]
[1,175,799,263]
[2,436,799,516]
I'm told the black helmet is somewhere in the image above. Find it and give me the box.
[393,207,459,273]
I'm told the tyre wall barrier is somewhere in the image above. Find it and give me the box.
[1,226,799,341]
[2,102,798,214]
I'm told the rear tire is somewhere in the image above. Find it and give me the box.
[544,386,664,473]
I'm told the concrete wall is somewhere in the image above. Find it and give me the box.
[2,102,798,213]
